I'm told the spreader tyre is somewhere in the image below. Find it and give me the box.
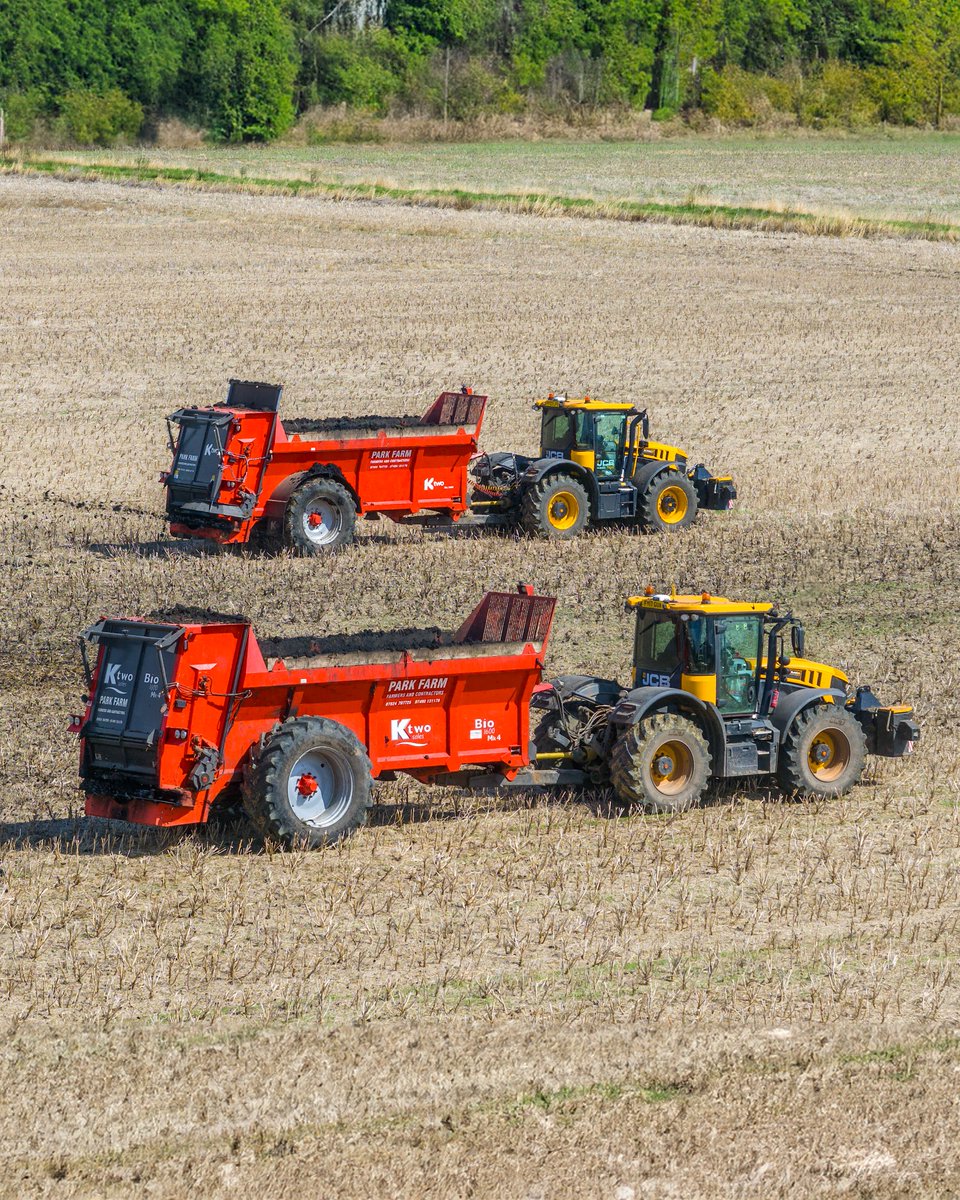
[521,474,590,539]
[242,716,373,848]
[610,712,711,813]
[284,477,356,554]
[778,704,866,798]
[639,470,698,533]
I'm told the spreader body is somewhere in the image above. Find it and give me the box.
[72,588,555,830]
[164,381,486,545]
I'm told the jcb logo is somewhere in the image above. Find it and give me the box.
[390,717,431,747]
[639,671,672,688]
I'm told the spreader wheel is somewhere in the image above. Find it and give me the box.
[609,712,711,813]
[284,477,356,554]
[778,704,866,798]
[639,471,698,533]
[520,474,590,539]
[242,717,373,848]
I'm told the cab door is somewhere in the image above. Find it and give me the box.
[592,412,627,479]
[714,615,763,714]
[633,611,682,689]
[539,409,578,461]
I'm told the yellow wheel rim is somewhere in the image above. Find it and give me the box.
[657,483,689,525]
[650,739,694,796]
[548,490,580,531]
[807,729,851,782]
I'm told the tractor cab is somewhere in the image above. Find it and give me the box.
[535,395,691,478]
[536,396,654,480]
[630,592,779,714]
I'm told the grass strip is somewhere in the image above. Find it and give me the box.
[4,154,959,242]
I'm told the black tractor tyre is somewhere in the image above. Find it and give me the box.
[609,712,712,814]
[520,475,590,540]
[283,477,357,554]
[638,470,698,533]
[242,716,373,848]
[778,704,867,799]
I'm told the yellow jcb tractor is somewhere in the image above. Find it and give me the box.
[470,395,735,538]
[528,589,918,810]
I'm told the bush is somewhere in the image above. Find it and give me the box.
[798,61,880,129]
[57,89,144,145]
[699,67,754,123]
[443,58,517,121]
[700,65,798,125]
[0,91,44,142]
[302,31,410,115]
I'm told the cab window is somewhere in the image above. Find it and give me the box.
[634,612,680,683]
[715,615,762,713]
[682,615,714,674]
[541,411,574,455]
[593,412,625,479]
[541,409,590,458]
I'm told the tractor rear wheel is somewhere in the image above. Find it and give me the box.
[284,478,356,554]
[639,471,697,533]
[778,704,866,798]
[610,712,711,813]
[521,475,590,539]
[242,716,373,848]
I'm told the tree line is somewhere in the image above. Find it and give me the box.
[1,0,958,142]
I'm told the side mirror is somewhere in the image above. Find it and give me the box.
[791,623,805,658]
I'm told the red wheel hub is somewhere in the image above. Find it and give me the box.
[307,512,324,529]
[296,773,319,797]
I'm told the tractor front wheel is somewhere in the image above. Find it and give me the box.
[778,704,866,798]
[639,471,697,533]
[242,716,373,848]
[521,475,590,539]
[609,712,711,813]
[284,478,356,554]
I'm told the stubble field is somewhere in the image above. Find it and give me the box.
[1,164,959,1198]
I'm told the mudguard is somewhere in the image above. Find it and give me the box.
[521,458,599,501]
[629,458,678,495]
[769,686,848,740]
[267,461,361,511]
[608,686,727,759]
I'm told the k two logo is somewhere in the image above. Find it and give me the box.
[103,663,134,693]
[390,717,431,747]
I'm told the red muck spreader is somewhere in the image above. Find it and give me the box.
[163,380,487,552]
[71,587,556,847]
[162,380,737,550]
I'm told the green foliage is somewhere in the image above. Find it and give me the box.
[0,90,44,141]
[186,0,296,140]
[57,87,144,144]
[798,59,880,126]
[298,30,405,112]
[878,0,960,125]
[1,0,959,138]
[700,62,798,122]
[700,65,756,119]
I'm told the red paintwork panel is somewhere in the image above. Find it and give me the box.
[167,391,486,544]
[77,589,554,829]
